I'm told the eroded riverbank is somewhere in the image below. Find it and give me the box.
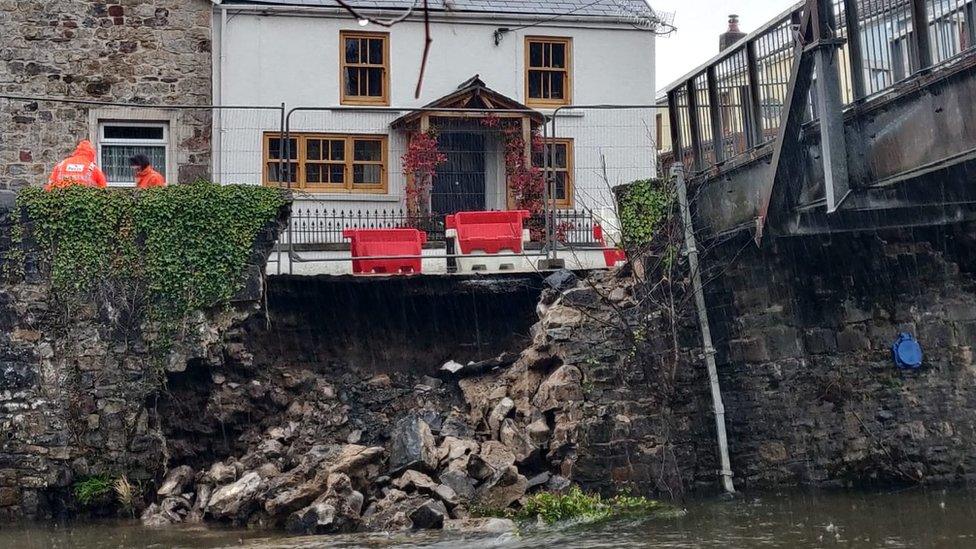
[3,489,974,548]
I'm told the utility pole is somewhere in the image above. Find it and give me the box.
[672,163,735,494]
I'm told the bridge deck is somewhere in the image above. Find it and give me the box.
[663,0,976,240]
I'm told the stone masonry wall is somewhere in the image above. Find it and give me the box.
[0,0,213,189]
[0,199,287,520]
[701,230,976,489]
[516,229,976,498]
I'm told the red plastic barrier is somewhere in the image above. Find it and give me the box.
[445,210,531,254]
[343,228,427,274]
[594,224,627,267]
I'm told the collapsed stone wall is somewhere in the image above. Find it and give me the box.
[0,0,214,189]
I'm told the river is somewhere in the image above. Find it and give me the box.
[2,489,973,548]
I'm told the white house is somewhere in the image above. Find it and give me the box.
[211,0,657,273]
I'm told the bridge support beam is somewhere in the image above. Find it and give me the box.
[812,0,851,212]
[910,0,933,71]
[842,0,866,101]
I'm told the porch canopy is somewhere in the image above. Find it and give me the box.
[390,75,546,131]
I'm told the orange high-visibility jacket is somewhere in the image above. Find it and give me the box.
[135,166,166,189]
[45,140,107,190]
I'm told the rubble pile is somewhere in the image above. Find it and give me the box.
[141,271,625,534]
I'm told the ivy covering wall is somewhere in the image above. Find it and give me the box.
[13,183,288,329]
[617,178,674,249]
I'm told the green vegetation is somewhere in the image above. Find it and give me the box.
[478,486,666,526]
[617,179,674,249]
[15,183,287,326]
[73,475,114,507]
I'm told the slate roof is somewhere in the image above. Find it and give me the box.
[222,0,655,19]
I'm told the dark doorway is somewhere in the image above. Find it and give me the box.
[432,131,486,215]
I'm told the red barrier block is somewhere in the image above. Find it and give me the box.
[594,224,627,267]
[343,228,427,275]
[445,210,531,254]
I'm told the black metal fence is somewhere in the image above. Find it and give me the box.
[288,206,603,247]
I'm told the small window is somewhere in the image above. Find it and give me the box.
[525,37,572,107]
[340,31,390,105]
[263,133,388,194]
[99,122,168,185]
[533,138,574,207]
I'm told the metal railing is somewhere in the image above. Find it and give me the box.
[287,206,604,248]
[663,0,976,174]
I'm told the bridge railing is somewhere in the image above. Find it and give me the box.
[663,0,976,175]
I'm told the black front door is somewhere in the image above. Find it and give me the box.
[432,132,486,215]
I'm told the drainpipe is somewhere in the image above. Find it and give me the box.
[672,163,735,494]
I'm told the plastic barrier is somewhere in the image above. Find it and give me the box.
[342,228,427,275]
[594,224,627,268]
[445,210,531,272]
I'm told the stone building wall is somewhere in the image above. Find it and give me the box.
[0,0,214,190]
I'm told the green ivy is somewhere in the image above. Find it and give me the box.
[16,182,287,328]
[618,179,674,249]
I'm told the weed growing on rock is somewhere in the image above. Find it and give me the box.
[73,475,114,507]
[480,486,665,526]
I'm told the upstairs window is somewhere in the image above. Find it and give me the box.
[341,31,390,105]
[525,37,572,107]
[99,122,168,186]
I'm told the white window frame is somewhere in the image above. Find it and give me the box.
[97,121,170,187]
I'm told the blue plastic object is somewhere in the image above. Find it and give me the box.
[892,333,923,370]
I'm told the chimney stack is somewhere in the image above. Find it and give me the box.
[719,14,746,52]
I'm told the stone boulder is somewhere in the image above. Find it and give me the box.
[392,470,437,492]
[444,517,517,534]
[285,502,338,535]
[361,489,422,532]
[328,444,385,477]
[533,365,584,412]
[203,461,237,484]
[264,469,329,517]
[475,466,528,509]
[141,496,192,527]
[408,498,448,530]
[437,437,479,466]
[388,415,438,473]
[157,465,194,497]
[205,472,265,520]
[286,473,363,535]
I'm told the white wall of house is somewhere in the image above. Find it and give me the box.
[215,8,656,216]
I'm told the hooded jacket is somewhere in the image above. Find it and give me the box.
[46,140,108,190]
[135,165,166,189]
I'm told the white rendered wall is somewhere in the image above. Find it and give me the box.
[217,11,656,215]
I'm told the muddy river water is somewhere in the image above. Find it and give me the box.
[2,489,974,548]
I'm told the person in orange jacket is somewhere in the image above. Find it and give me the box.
[45,140,108,191]
[130,154,166,189]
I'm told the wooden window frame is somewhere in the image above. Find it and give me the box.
[537,137,574,208]
[340,31,391,106]
[524,36,573,108]
[263,132,388,194]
